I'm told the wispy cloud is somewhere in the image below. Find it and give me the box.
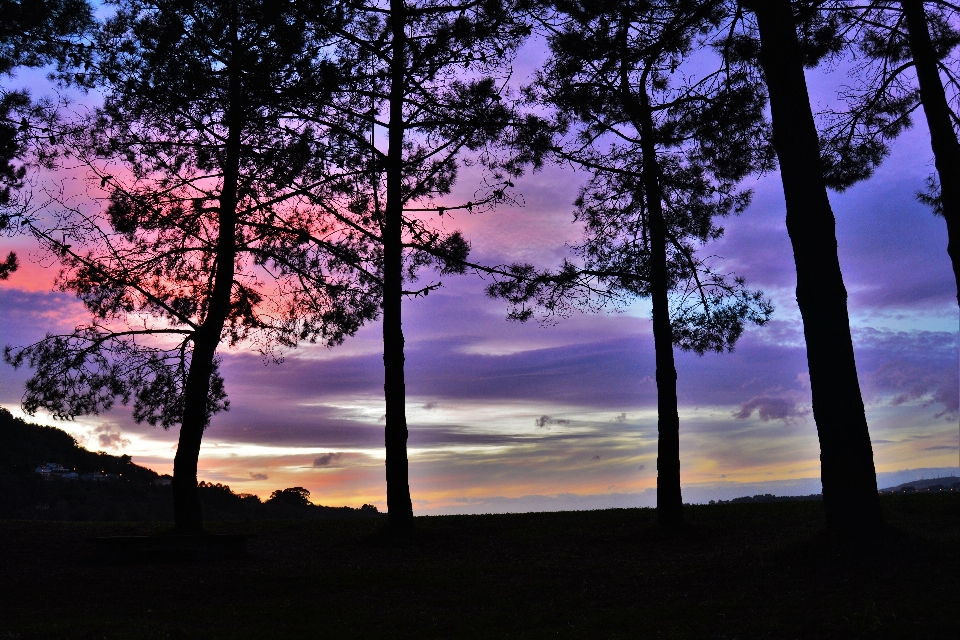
[733,396,808,422]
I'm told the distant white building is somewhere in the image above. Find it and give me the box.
[35,463,78,480]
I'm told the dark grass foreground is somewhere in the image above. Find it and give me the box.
[1,495,956,639]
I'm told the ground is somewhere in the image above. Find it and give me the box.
[1,494,956,639]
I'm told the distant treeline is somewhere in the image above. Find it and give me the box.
[706,494,824,506]
[0,409,382,522]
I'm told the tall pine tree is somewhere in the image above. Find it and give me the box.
[735,0,884,535]
[488,0,773,528]
[318,0,539,531]
[5,0,381,532]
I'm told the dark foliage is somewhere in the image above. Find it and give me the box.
[0,248,17,279]
[490,0,774,354]
[486,0,774,528]
[4,0,388,532]
[0,475,383,523]
[266,486,312,508]
[0,0,93,75]
[5,0,381,425]
[0,0,94,279]
[815,0,960,191]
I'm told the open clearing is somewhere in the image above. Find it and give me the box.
[1,494,956,639]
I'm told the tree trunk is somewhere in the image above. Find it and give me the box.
[383,0,414,531]
[901,0,960,307]
[172,3,241,534]
[636,86,684,529]
[747,0,882,535]
[173,330,222,533]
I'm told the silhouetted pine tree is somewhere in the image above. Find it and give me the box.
[319,0,541,532]
[487,0,773,529]
[4,0,381,533]
[735,0,884,534]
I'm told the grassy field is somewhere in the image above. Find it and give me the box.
[1,494,956,639]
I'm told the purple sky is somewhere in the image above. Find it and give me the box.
[0,33,957,513]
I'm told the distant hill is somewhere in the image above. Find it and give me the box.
[880,477,960,492]
[0,407,159,481]
[0,408,381,522]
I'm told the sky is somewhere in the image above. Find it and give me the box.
[0,34,957,515]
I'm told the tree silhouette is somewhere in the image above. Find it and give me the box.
[819,0,960,306]
[318,0,540,531]
[5,0,381,533]
[487,0,773,528]
[0,0,94,280]
[266,486,313,508]
[735,0,884,534]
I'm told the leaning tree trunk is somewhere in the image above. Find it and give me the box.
[172,9,241,534]
[747,0,882,535]
[382,0,414,531]
[171,157,238,532]
[901,0,960,307]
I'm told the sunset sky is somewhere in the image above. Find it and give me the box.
[1,34,957,514]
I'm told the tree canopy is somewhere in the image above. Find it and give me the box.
[0,0,94,279]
